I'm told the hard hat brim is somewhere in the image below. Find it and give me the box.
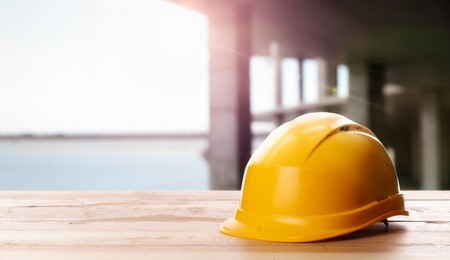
[220,194,408,242]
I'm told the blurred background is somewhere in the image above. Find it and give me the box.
[0,0,449,190]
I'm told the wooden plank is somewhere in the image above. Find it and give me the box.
[403,190,450,200]
[0,199,448,223]
[0,221,448,246]
[0,191,448,259]
[2,190,445,202]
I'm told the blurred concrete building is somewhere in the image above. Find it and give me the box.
[173,0,450,190]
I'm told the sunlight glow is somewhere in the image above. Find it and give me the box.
[250,56,276,113]
[0,0,209,134]
[337,64,350,98]
[281,58,300,107]
[302,59,319,104]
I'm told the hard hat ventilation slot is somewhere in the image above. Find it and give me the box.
[304,124,366,164]
[339,125,364,132]
[340,125,350,131]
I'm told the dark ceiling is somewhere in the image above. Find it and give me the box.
[174,0,450,83]
[329,0,450,62]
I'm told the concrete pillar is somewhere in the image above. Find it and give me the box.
[340,63,369,126]
[420,90,441,189]
[208,3,251,190]
[298,57,304,103]
[270,41,283,125]
[317,58,329,99]
[328,61,338,96]
[368,62,386,138]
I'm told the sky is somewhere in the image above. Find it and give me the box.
[0,0,209,134]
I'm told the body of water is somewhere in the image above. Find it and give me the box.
[0,138,209,190]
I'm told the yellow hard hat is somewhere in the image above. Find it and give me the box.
[220,112,408,242]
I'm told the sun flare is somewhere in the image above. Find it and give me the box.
[0,0,209,134]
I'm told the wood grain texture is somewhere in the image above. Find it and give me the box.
[0,191,448,259]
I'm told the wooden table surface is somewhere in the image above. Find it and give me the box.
[0,190,448,259]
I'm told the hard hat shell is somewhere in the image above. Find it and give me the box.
[220,112,408,242]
